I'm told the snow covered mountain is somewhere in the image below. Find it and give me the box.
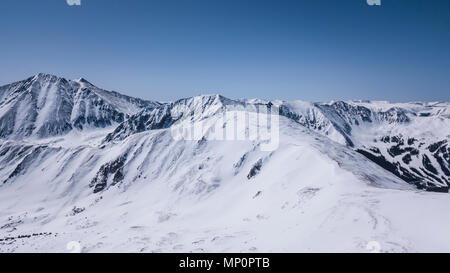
[104,95,450,189]
[277,100,450,188]
[0,73,159,139]
[0,74,449,253]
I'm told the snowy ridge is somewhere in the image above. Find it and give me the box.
[102,94,450,188]
[0,74,450,252]
[277,100,450,188]
[103,94,229,142]
[0,110,423,252]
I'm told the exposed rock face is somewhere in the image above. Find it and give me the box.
[90,154,128,193]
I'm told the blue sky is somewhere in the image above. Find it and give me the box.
[0,0,449,102]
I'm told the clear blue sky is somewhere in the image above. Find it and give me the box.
[0,0,449,102]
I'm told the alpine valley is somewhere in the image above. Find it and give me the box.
[0,73,449,252]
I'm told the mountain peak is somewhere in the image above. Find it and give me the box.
[74,77,93,85]
[33,72,61,80]
[31,73,94,86]
[0,74,160,139]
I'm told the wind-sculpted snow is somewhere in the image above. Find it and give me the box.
[0,74,450,252]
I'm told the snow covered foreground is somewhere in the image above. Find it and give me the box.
[0,74,450,253]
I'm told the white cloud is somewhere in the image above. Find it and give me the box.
[66,0,81,6]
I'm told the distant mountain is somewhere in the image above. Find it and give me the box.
[0,73,159,139]
[0,74,449,252]
[100,92,450,189]
[277,100,450,188]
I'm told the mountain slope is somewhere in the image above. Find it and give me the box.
[277,100,450,189]
[0,73,159,139]
[103,94,245,142]
[0,75,450,252]
[102,94,450,189]
[0,110,431,253]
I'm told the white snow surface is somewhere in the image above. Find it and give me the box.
[0,75,450,253]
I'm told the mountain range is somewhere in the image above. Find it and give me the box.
[0,73,449,252]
